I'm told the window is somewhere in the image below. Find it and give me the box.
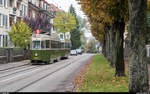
[51,41,58,48]
[66,34,70,39]
[6,15,8,28]
[0,14,2,26]
[3,35,8,47]
[43,2,45,9]
[0,0,3,6]
[60,34,64,39]
[46,40,50,48]
[33,41,40,49]
[3,35,4,47]
[24,5,27,16]
[61,42,64,48]
[22,4,28,17]
[22,4,24,16]
[4,0,8,8]
[3,15,5,27]
[1,15,8,28]
[0,35,2,47]
[41,41,45,49]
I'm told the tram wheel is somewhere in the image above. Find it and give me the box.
[45,61,50,65]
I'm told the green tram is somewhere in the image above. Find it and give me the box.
[30,34,71,64]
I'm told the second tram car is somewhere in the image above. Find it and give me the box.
[31,34,71,64]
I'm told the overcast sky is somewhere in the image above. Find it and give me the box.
[47,0,86,18]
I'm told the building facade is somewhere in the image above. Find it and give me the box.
[28,0,55,34]
[0,0,69,48]
[0,0,28,48]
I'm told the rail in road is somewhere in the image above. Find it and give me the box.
[0,54,93,92]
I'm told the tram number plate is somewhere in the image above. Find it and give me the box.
[34,57,38,59]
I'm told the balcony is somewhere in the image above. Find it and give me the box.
[9,7,17,15]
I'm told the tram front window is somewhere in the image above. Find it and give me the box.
[33,41,41,49]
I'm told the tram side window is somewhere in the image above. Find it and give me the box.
[65,43,69,48]
[69,43,71,48]
[46,40,50,48]
[56,41,58,48]
[67,43,69,48]
[33,41,40,49]
[61,42,64,48]
[51,41,56,48]
[41,41,45,49]
[65,43,67,48]
[58,42,61,48]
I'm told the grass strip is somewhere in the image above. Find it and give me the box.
[77,54,129,92]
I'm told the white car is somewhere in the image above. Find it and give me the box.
[76,49,82,55]
[70,50,77,56]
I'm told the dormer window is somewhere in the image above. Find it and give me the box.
[60,33,64,40]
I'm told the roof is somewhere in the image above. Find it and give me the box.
[32,34,60,41]
[48,3,64,12]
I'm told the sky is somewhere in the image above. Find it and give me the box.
[47,0,94,40]
[47,0,86,18]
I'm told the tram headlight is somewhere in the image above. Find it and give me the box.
[35,53,38,57]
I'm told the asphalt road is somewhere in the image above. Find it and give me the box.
[0,53,94,92]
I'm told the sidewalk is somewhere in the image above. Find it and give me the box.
[0,60,30,71]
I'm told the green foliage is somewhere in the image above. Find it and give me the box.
[80,32,87,50]
[69,4,80,28]
[77,55,129,92]
[87,39,96,53]
[53,12,76,33]
[77,16,88,30]
[70,29,81,49]
[8,21,31,48]
[69,5,84,49]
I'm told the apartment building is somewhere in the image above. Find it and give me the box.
[28,0,56,34]
[0,0,10,47]
[0,0,28,48]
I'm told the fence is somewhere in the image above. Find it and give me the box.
[0,48,31,64]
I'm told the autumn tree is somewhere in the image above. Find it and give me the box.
[78,0,128,76]
[53,11,76,34]
[8,20,31,48]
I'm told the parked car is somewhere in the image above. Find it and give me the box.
[76,49,82,55]
[70,50,77,56]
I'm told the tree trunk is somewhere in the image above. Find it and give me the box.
[129,0,149,92]
[106,31,110,62]
[110,26,116,67]
[115,20,125,76]
[107,31,111,62]
[103,34,107,57]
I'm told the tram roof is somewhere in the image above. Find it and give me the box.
[32,34,60,41]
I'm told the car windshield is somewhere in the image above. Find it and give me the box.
[71,50,76,52]
[33,41,41,49]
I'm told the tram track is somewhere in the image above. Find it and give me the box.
[15,55,86,92]
[0,63,30,72]
[0,65,40,79]
[0,55,86,92]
